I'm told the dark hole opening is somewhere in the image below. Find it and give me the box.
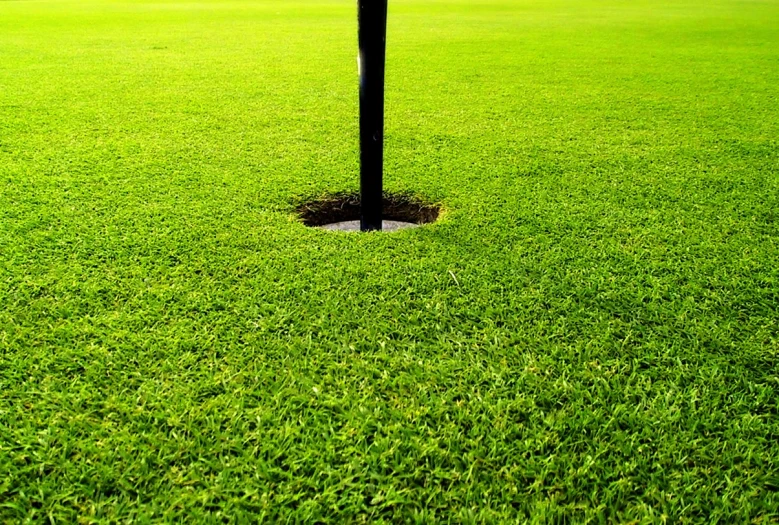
[295,192,440,227]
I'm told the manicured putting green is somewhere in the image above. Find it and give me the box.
[1,0,778,521]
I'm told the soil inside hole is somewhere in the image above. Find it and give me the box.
[295,193,440,229]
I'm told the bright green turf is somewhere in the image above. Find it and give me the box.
[1,0,778,521]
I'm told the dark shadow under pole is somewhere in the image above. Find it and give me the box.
[358,0,388,232]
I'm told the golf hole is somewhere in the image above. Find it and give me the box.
[296,193,440,232]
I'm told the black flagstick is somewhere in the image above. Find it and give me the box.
[358,0,388,231]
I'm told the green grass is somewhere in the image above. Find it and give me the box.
[1,0,778,521]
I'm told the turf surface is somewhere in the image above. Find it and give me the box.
[2,0,779,521]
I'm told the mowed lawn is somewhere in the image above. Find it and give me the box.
[1,0,778,521]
